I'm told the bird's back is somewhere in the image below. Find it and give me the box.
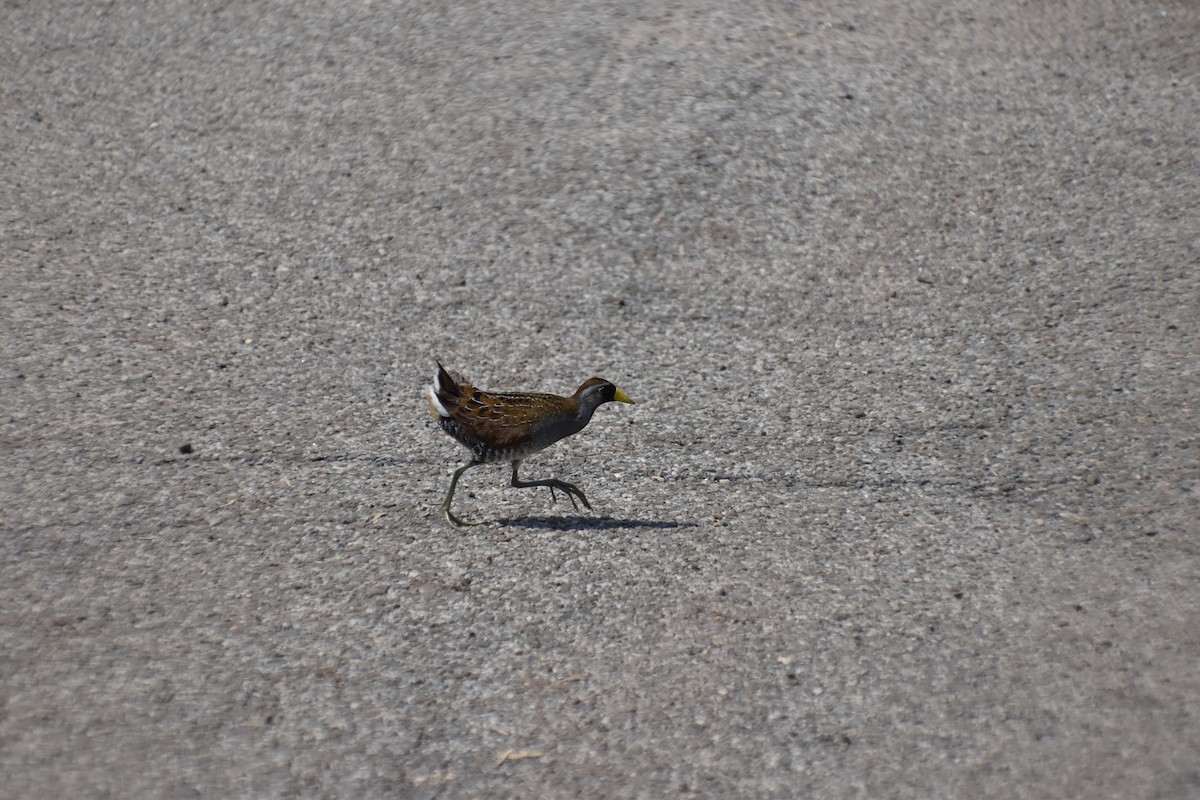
[427,365,583,462]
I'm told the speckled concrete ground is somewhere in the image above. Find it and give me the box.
[3,1,1197,797]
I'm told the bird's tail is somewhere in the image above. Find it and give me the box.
[426,361,468,419]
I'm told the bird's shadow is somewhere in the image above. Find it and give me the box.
[495,515,696,531]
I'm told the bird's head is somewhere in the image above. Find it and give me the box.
[575,378,635,411]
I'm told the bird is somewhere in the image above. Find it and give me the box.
[425,362,634,527]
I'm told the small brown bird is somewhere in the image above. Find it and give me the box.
[426,362,634,527]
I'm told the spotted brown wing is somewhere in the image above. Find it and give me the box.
[446,390,572,452]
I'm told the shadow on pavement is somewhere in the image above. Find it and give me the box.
[496,515,697,531]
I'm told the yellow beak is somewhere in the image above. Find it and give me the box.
[613,387,635,405]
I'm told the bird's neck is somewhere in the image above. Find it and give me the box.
[570,394,602,426]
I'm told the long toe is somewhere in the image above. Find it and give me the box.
[560,481,591,511]
[444,508,484,528]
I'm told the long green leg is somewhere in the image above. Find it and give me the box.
[442,461,485,528]
[510,460,592,512]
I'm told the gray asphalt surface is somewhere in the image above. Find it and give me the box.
[3,1,1198,797]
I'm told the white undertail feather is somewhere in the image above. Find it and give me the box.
[426,384,450,418]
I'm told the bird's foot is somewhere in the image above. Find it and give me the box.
[443,504,485,528]
[546,480,591,512]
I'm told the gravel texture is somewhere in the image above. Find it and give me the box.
[3,1,1198,797]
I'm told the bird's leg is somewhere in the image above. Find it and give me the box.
[442,461,485,528]
[510,460,592,512]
